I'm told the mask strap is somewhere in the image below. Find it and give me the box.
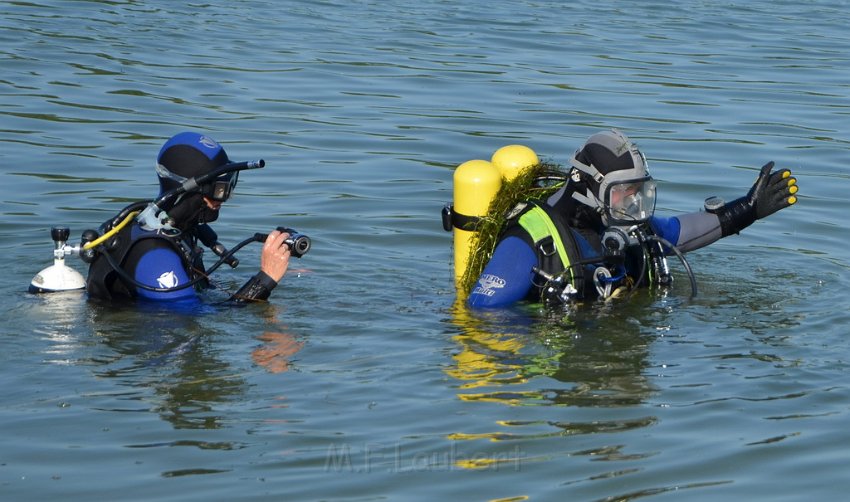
[156,162,189,183]
[569,158,605,184]
[571,188,602,210]
[569,158,605,211]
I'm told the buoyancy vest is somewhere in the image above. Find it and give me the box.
[511,201,675,302]
[510,202,605,299]
[86,222,205,300]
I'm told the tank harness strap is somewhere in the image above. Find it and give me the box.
[518,205,574,287]
[441,204,481,232]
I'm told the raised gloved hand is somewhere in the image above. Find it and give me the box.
[749,161,798,218]
[715,161,798,236]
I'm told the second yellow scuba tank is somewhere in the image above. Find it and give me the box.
[442,145,550,297]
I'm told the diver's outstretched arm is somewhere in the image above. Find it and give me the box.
[714,161,798,236]
[655,162,798,254]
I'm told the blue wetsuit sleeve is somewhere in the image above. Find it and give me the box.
[651,212,723,253]
[649,215,681,245]
[467,236,538,308]
[133,246,199,302]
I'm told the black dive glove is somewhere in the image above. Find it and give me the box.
[714,161,798,237]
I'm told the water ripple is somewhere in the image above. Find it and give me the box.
[3,0,850,500]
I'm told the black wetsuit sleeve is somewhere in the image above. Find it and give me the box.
[229,271,279,303]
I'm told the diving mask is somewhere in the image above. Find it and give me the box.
[604,176,656,225]
[203,171,238,202]
[156,162,239,202]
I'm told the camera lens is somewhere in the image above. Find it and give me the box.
[283,234,311,257]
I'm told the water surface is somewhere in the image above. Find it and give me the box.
[2,1,849,500]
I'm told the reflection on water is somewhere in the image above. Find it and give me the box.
[87,304,245,430]
[5,0,850,498]
[252,331,303,374]
[250,303,305,375]
[29,290,90,366]
[29,299,303,432]
[446,298,657,450]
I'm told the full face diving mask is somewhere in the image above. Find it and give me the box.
[601,173,657,226]
[569,145,656,227]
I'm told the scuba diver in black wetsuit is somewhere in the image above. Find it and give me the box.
[467,129,799,308]
[84,131,302,305]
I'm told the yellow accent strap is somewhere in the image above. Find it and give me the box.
[82,210,140,250]
[518,206,573,283]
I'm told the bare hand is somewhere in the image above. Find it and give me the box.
[260,229,291,283]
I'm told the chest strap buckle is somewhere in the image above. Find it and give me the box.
[537,236,557,257]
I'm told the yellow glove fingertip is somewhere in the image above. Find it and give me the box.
[789,185,798,195]
[782,170,791,179]
[788,195,797,205]
[787,178,796,186]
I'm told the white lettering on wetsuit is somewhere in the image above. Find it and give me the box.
[472,274,506,297]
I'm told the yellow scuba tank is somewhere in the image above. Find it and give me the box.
[491,144,539,182]
[448,159,501,289]
[442,145,539,292]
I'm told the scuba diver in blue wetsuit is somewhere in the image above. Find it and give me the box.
[84,131,302,304]
[468,129,799,308]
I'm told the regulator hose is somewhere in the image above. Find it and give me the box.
[82,210,140,251]
[646,234,698,298]
[99,234,259,293]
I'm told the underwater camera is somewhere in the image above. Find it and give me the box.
[254,227,312,258]
[282,228,312,258]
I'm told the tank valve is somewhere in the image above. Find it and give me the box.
[29,226,86,294]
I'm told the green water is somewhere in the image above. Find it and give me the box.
[2,1,849,500]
